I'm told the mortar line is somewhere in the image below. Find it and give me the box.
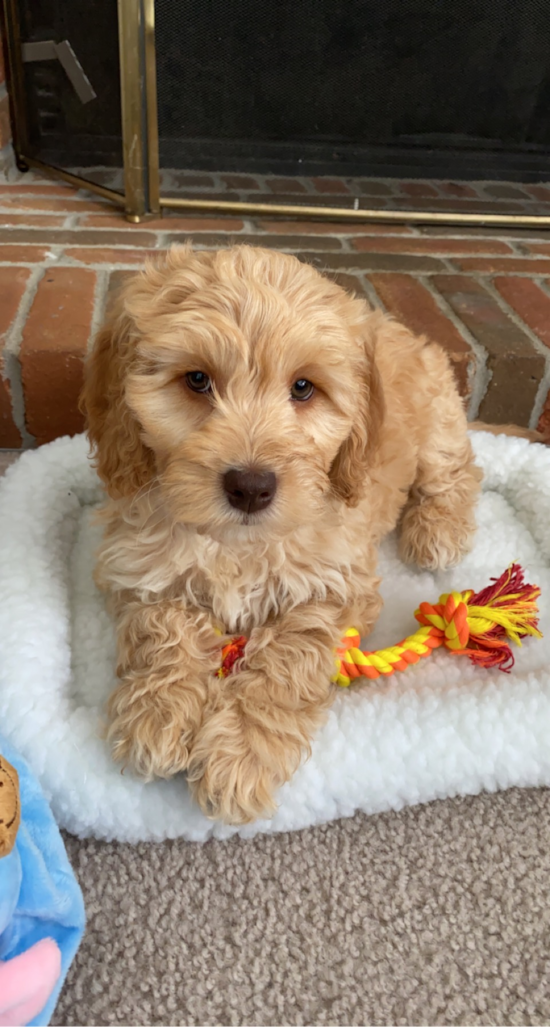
[4,266,44,358]
[239,218,257,234]
[42,244,64,265]
[359,275,386,311]
[535,277,550,301]
[3,265,46,446]
[482,275,550,430]
[251,173,266,194]
[62,212,80,230]
[505,239,527,257]
[419,274,490,421]
[533,278,550,428]
[88,268,110,354]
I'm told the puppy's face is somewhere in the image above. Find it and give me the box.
[84,247,382,536]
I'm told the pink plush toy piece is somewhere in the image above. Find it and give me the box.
[0,939,61,1027]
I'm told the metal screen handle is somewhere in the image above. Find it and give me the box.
[22,40,96,104]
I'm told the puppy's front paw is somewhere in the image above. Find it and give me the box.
[189,747,278,826]
[107,682,197,780]
[399,495,475,571]
[187,700,288,825]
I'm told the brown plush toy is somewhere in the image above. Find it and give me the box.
[0,755,20,858]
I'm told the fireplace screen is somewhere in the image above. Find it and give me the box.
[156,0,550,177]
[5,0,124,196]
[2,0,550,225]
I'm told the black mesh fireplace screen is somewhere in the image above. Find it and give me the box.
[156,0,550,180]
[3,0,550,222]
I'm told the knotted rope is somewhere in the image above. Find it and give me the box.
[218,565,542,685]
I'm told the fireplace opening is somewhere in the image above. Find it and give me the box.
[3,0,550,222]
[156,0,550,181]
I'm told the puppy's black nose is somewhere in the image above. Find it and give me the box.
[223,468,277,514]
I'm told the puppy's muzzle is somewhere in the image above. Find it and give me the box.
[223,468,277,514]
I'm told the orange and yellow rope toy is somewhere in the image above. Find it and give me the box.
[218,564,542,685]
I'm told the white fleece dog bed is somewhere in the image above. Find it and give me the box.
[0,432,549,843]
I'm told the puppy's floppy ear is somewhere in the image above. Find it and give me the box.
[80,282,155,499]
[329,339,385,507]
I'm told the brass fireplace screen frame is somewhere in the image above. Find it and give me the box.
[3,0,550,228]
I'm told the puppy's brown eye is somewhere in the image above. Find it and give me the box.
[290,379,314,402]
[185,371,212,394]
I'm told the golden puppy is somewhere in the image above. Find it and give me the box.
[82,244,480,824]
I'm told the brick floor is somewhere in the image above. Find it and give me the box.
[155,168,550,216]
[1,171,550,446]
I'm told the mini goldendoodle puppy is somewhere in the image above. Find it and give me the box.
[82,244,480,825]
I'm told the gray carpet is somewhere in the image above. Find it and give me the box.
[52,788,550,1026]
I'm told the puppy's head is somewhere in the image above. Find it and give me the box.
[82,246,384,535]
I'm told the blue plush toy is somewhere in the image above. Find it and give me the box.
[0,734,85,1026]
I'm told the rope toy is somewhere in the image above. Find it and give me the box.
[218,564,542,685]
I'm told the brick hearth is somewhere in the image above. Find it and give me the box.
[1,173,550,447]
